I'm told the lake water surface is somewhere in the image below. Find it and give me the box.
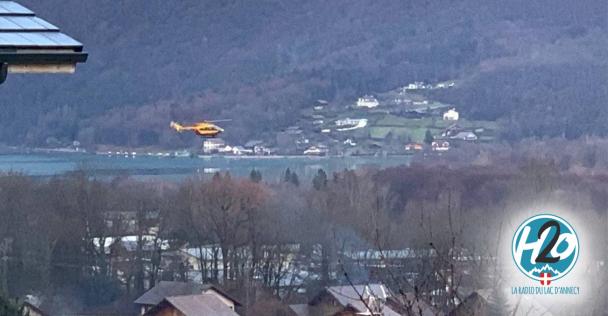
[0,154,411,181]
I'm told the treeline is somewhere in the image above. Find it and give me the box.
[0,0,604,147]
[0,161,606,314]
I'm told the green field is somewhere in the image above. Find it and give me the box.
[369,126,431,142]
[366,114,499,142]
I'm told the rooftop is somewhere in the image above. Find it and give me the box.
[0,1,87,81]
[145,294,239,316]
[134,281,241,307]
[134,281,206,306]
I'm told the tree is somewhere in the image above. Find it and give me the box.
[312,169,328,191]
[424,129,434,145]
[284,168,299,186]
[250,169,262,183]
[188,174,269,283]
[290,172,300,187]
[283,168,292,183]
[0,294,20,316]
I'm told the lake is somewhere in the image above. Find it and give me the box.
[0,153,411,181]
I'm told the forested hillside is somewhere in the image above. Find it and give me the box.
[2,0,606,148]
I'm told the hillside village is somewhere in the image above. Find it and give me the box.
[200,80,500,157]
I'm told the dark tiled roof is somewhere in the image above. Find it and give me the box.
[0,1,86,64]
[449,292,488,316]
[134,281,242,307]
[134,281,205,306]
[289,304,311,316]
[328,285,401,316]
[161,294,239,316]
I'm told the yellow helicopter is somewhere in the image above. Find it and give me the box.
[169,119,230,138]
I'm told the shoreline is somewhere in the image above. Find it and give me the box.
[0,147,414,159]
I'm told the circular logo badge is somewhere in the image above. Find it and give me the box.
[512,214,579,283]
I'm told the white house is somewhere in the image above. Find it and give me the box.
[303,146,328,156]
[406,81,426,90]
[232,146,253,155]
[412,100,429,106]
[343,139,357,146]
[443,108,459,121]
[431,140,450,151]
[217,145,233,154]
[356,95,379,108]
[335,118,368,131]
[202,139,225,153]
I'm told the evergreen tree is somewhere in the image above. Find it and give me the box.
[424,129,434,145]
[249,169,262,183]
[290,172,300,187]
[283,168,292,183]
[312,169,328,190]
[0,295,21,316]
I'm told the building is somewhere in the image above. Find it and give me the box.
[290,284,436,316]
[356,95,379,108]
[134,281,241,315]
[0,1,87,83]
[335,118,368,131]
[412,100,429,106]
[254,145,271,155]
[231,146,253,155]
[449,292,487,316]
[22,301,48,316]
[441,124,463,138]
[217,145,233,154]
[405,143,423,151]
[314,99,328,111]
[406,81,426,90]
[144,294,239,316]
[450,131,477,141]
[242,140,270,155]
[443,108,459,121]
[202,138,225,153]
[303,145,328,156]
[344,138,357,146]
[431,140,450,151]
[335,118,362,127]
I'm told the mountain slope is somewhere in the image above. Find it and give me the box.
[2,0,606,148]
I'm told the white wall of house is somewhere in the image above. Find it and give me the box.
[356,96,379,108]
[443,108,459,121]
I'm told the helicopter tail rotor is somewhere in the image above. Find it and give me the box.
[170,121,184,132]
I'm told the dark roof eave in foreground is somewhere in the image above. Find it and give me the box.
[0,50,88,64]
[0,1,87,82]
